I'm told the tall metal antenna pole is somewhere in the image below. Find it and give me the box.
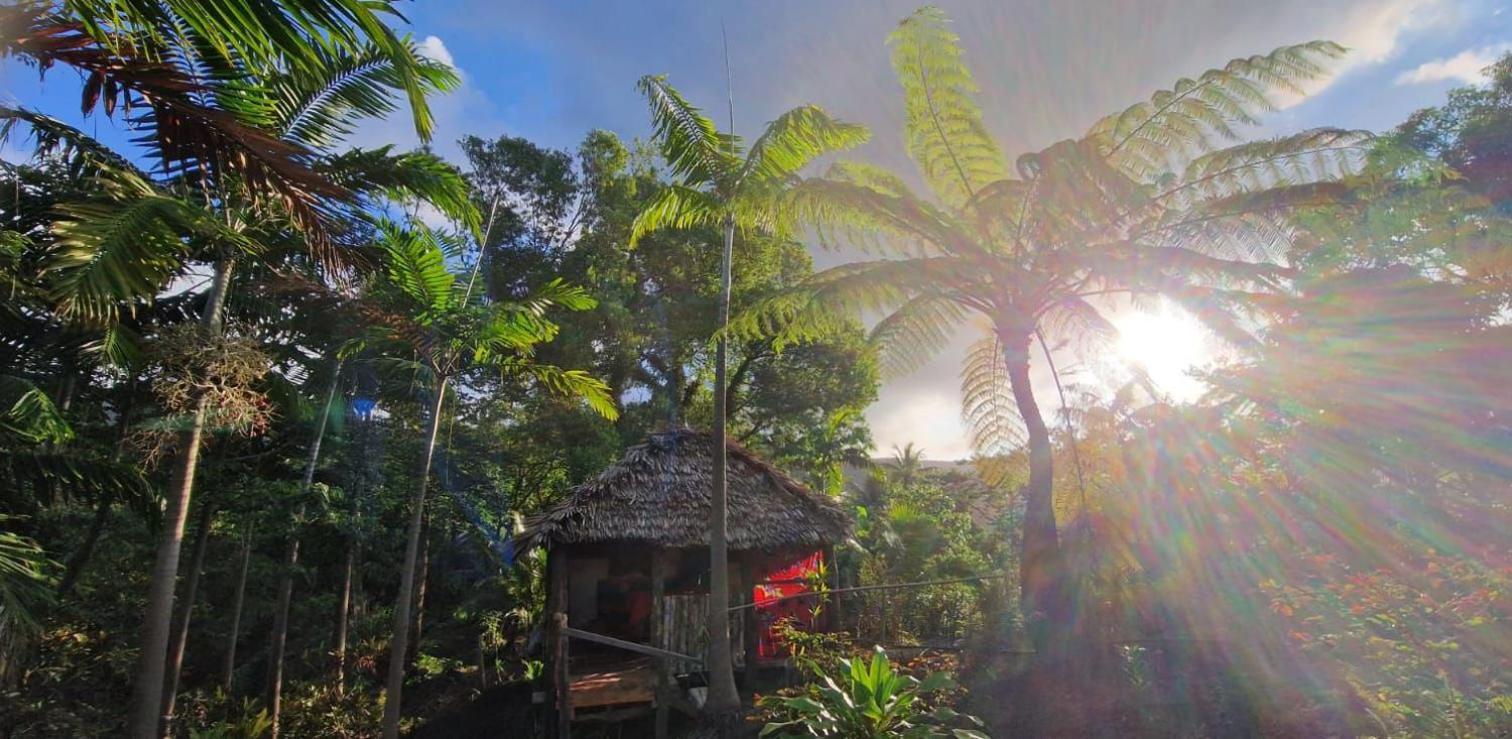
[723,22,735,139]
[704,17,743,718]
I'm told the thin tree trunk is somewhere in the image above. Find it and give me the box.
[268,360,344,738]
[61,383,139,598]
[57,496,109,597]
[128,257,235,739]
[407,517,430,665]
[1002,336,1063,654]
[382,377,449,739]
[334,539,355,696]
[223,525,253,694]
[704,214,740,716]
[162,503,215,729]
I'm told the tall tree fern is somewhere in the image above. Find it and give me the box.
[731,6,1367,649]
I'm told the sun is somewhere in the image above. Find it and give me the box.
[1114,302,1213,401]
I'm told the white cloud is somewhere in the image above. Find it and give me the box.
[1395,43,1512,85]
[1274,0,1457,107]
[416,35,456,69]
[344,33,503,165]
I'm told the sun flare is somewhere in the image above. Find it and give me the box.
[1114,302,1212,400]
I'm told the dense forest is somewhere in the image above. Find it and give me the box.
[0,1,1507,737]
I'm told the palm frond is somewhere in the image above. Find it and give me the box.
[0,106,146,180]
[4,9,353,254]
[373,220,456,315]
[45,189,250,324]
[0,450,155,512]
[0,518,52,673]
[888,6,1006,207]
[726,256,985,345]
[0,376,72,445]
[323,147,480,234]
[60,0,441,141]
[272,40,457,150]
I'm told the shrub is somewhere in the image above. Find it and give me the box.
[759,647,988,738]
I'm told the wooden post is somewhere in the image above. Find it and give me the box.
[554,612,570,738]
[545,547,570,739]
[741,557,759,683]
[825,546,842,633]
[651,550,669,739]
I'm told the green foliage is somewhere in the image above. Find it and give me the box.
[760,647,987,738]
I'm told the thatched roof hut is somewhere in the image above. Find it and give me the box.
[530,430,849,727]
[522,429,850,552]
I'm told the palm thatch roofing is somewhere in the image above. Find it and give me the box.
[522,430,850,552]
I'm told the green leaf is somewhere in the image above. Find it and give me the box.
[888,7,1006,207]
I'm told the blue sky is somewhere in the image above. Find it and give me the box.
[3,0,1509,458]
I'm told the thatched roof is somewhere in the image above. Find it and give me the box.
[522,430,849,552]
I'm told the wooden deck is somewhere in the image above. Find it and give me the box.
[566,655,657,715]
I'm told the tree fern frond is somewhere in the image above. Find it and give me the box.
[508,362,619,420]
[741,105,869,184]
[787,177,976,257]
[888,6,1006,207]
[636,74,737,186]
[1158,128,1372,206]
[1090,41,1346,176]
[630,184,723,246]
[960,332,1024,456]
[868,294,967,376]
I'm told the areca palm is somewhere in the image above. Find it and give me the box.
[0,11,471,732]
[362,220,615,738]
[631,74,868,713]
[1,0,445,239]
[732,7,1370,650]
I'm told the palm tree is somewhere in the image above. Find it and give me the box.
[264,358,344,738]
[732,7,1369,652]
[362,220,617,739]
[1,0,443,241]
[1,8,469,729]
[890,442,927,486]
[630,74,868,713]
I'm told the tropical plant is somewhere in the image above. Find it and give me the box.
[0,10,473,728]
[759,647,987,738]
[631,73,869,713]
[359,219,616,738]
[731,6,1369,649]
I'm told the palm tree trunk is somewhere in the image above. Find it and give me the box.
[57,496,109,597]
[223,525,253,694]
[382,377,449,739]
[334,539,355,696]
[407,517,430,665]
[128,256,235,739]
[162,503,215,729]
[704,214,740,715]
[1002,336,1064,654]
[268,360,344,739]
